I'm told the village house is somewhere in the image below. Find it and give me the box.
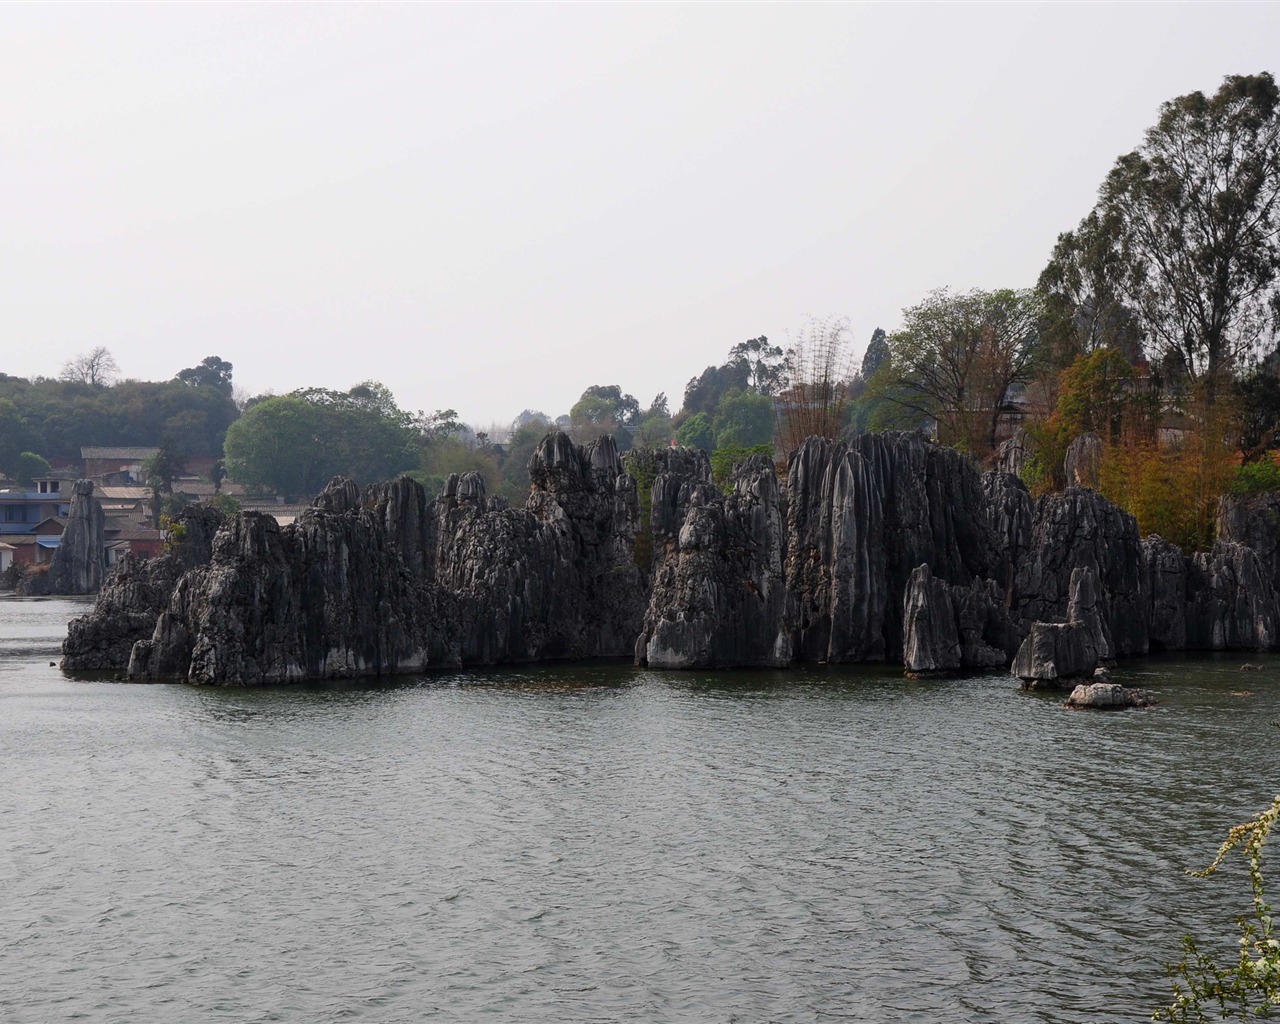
[0,473,164,572]
[0,475,72,567]
[80,446,158,485]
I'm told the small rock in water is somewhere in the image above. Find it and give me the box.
[1240,663,1263,671]
[1065,681,1156,710]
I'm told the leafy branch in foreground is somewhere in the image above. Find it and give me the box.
[1154,792,1280,1021]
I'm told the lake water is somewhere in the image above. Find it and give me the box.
[2,596,1278,1023]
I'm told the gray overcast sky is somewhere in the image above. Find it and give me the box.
[4,3,1280,428]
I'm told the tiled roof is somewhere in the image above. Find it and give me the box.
[97,486,151,500]
[81,447,159,460]
[103,516,163,541]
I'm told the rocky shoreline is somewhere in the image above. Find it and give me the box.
[60,430,1280,687]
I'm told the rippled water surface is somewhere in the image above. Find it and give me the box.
[3,597,1279,1023]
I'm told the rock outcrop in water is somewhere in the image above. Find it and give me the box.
[1012,566,1111,685]
[62,428,1280,683]
[1143,535,1188,651]
[1185,541,1279,651]
[1014,486,1148,658]
[69,434,648,684]
[634,451,791,668]
[901,565,1017,674]
[1065,678,1156,710]
[786,433,1001,663]
[61,504,225,671]
[1216,492,1280,595]
[46,481,106,595]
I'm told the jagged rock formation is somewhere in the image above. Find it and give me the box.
[635,452,790,668]
[47,481,105,595]
[787,433,1000,663]
[68,434,647,684]
[129,507,456,682]
[994,429,1030,477]
[902,564,961,673]
[982,470,1033,600]
[1186,541,1278,650]
[1141,533,1277,653]
[1012,567,1111,685]
[1144,535,1188,651]
[1217,492,1280,594]
[62,504,225,671]
[1063,431,1103,489]
[61,426,1280,683]
[902,564,1017,674]
[1014,486,1148,657]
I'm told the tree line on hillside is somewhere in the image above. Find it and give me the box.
[0,353,238,484]
[2,72,1277,551]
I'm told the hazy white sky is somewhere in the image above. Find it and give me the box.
[4,4,1280,428]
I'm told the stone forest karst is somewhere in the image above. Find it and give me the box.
[60,428,1280,688]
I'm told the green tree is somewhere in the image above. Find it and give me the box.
[1233,361,1280,462]
[0,367,238,461]
[860,327,890,379]
[0,398,28,477]
[1056,347,1138,444]
[682,361,750,417]
[205,491,241,517]
[709,443,773,491]
[1098,72,1280,399]
[143,443,187,527]
[676,411,715,452]
[634,393,674,450]
[1039,209,1145,367]
[175,355,234,397]
[712,388,775,448]
[727,336,788,396]
[223,395,321,497]
[285,382,420,486]
[569,384,640,446]
[417,436,499,496]
[495,414,553,503]
[874,289,1044,456]
[15,452,52,489]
